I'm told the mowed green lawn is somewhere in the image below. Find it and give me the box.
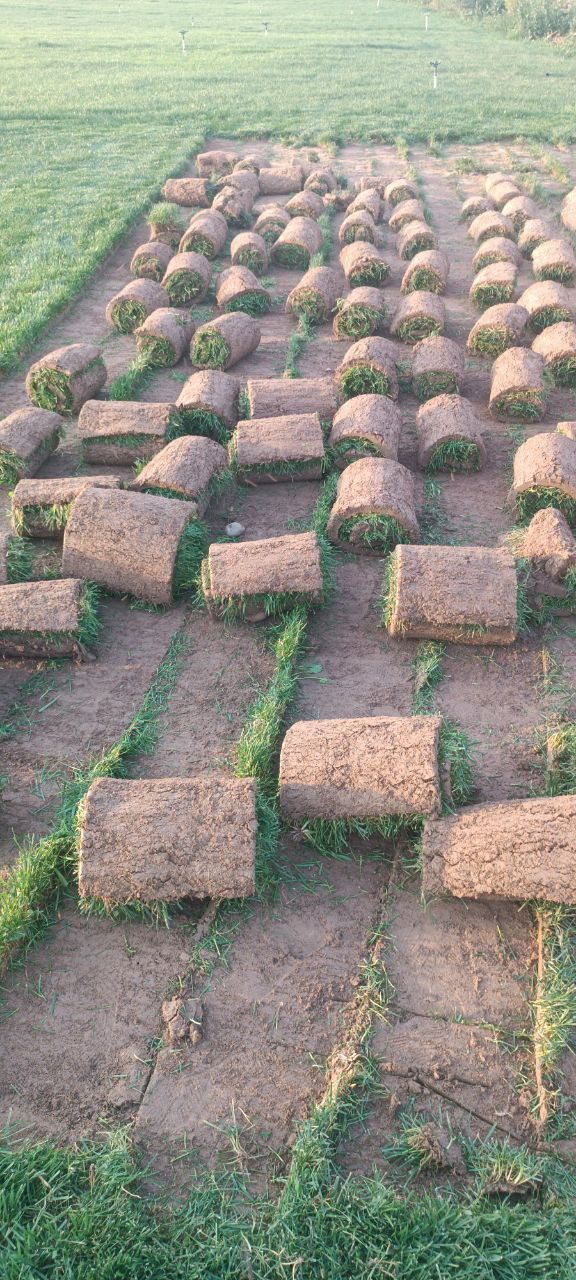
[0,0,574,374]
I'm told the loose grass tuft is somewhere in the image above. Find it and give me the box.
[6,536,33,583]
[14,500,73,537]
[78,582,102,649]
[412,641,445,714]
[439,718,475,810]
[426,439,482,473]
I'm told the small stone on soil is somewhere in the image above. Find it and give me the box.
[225,521,245,538]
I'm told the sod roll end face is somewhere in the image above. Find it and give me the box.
[501,194,539,232]
[339,241,391,287]
[0,578,100,659]
[329,395,402,466]
[391,292,446,345]
[532,238,576,286]
[216,265,271,317]
[412,338,466,402]
[337,337,399,400]
[134,308,195,367]
[460,195,495,222]
[385,179,419,207]
[162,251,211,305]
[201,530,325,622]
[191,312,261,370]
[468,210,515,245]
[489,348,546,422]
[25,343,106,415]
[532,322,576,387]
[396,220,438,262]
[130,240,172,282]
[518,280,576,334]
[416,393,485,472]
[230,231,269,275]
[470,262,518,312]
[333,286,387,340]
[0,407,63,487]
[510,432,576,525]
[384,544,517,644]
[105,280,169,334]
[518,218,556,256]
[389,198,425,233]
[286,266,343,324]
[175,370,240,442]
[326,456,419,552]
[271,216,323,269]
[401,250,449,295]
[467,303,528,357]
[179,210,227,258]
[286,189,324,221]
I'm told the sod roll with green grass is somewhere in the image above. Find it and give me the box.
[271,216,323,269]
[470,261,517,311]
[234,154,261,174]
[561,188,576,234]
[338,210,378,245]
[489,347,546,421]
[201,530,325,622]
[179,209,227,258]
[215,265,271,316]
[412,337,465,402]
[78,399,181,465]
[230,412,325,483]
[258,165,303,196]
[134,307,195,367]
[467,302,528,357]
[286,189,324,220]
[130,240,172,282]
[333,286,387,340]
[396,220,438,262]
[532,238,576,285]
[230,230,269,274]
[382,544,518,644]
[191,312,261,370]
[212,183,254,228]
[0,407,63,487]
[336,336,399,399]
[339,240,391,287]
[501,194,539,232]
[253,203,291,244]
[509,431,576,525]
[519,506,576,609]
[391,291,445,345]
[401,250,449,295]
[460,195,494,223]
[518,217,556,256]
[25,343,106,415]
[305,167,336,197]
[247,375,337,421]
[175,370,240,443]
[162,177,214,207]
[0,578,100,659]
[329,394,401,466]
[105,279,168,334]
[348,189,382,223]
[215,168,259,199]
[326,456,419,552]
[162,250,211,304]
[286,266,343,324]
[11,474,122,538]
[416,392,485,472]
[488,179,521,210]
[485,170,513,196]
[147,202,187,248]
[472,237,522,273]
[196,149,235,178]
[468,210,515,245]
[519,280,575,334]
[385,178,419,207]
[389,197,425,232]
[130,435,228,516]
[532,322,576,387]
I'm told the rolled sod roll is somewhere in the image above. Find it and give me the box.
[234,154,261,173]
[286,266,343,323]
[359,176,388,196]
[469,262,518,311]
[77,774,256,905]
[468,210,515,245]
[247,376,337,422]
[196,150,235,178]
[162,251,211,304]
[333,287,387,340]
[130,240,172,282]
[396,220,438,262]
[488,179,521,210]
[191,312,261,370]
[532,238,576,285]
[416,393,485,472]
[230,412,325,483]
[179,210,227,258]
[253,204,291,244]
[176,370,240,442]
[329,395,401,467]
[389,199,425,232]
[349,189,382,222]
[324,188,353,213]
[147,203,187,248]
[134,308,195,367]
[339,241,391,287]
[467,302,528,357]
[0,578,99,659]
[489,348,546,421]
[162,177,213,207]
[105,280,169,334]
[215,169,259,198]
[390,292,446,345]
[258,166,304,195]
[501,194,539,231]
[485,170,512,194]
[561,188,576,234]
[326,457,419,552]
[305,168,336,196]
[520,507,576,583]
[421,795,576,904]
[271,216,323,269]
[518,280,575,334]
[131,436,228,515]
[383,545,517,644]
[518,218,555,256]
[336,337,399,399]
[338,210,378,245]
[0,407,63,487]
[201,530,325,621]
[509,431,576,523]
[230,230,269,274]
[26,344,106,416]
[532,322,576,387]
[212,184,254,227]
[215,265,271,317]
[472,237,522,272]
[285,189,324,220]
[460,195,495,222]
[558,421,576,439]
[412,338,466,402]
[78,400,180,465]
[63,487,205,606]
[11,474,122,537]
[401,250,449,295]
[385,178,419,207]
[279,715,442,822]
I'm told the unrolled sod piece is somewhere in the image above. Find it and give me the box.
[286,266,343,323]
[191,312,260,370]
[329,395,401,466]
[532,238,576,285]
[271,216,323,269]
[78,400,181,465]
[339,241,391,287]
[196,150,235,178]
[253,204,290,245]
[501,194,539,231]
[396,220,438,262]
[285,190,324,220]
[401,251,449,295]
[349,189,382,222]
[77,775,256,905]
[326,457,419,552]
[390,292,446,344]
[336,337,399,399]
[162,251,211,304]
[389,199,425,232]
[130,240,172,282]
[338,210,377,245]
[470,262,517,311]
[131,436,228,516]
[134,308,195,367]
[472,237,522,272]
[63,487,205,606]
[385,178,419,207]
[532,322,576,387]
[0,578,99,659]
[467,302,528,357]
[518,280,575,334]
[468,211,515,245]
[230,231,269,274]
[509,431,576,523]
[0,407,63,487]
[25,344,106,415]
[247,376,337,421]
[279,715,442,823]
[333,287,387,340]
[421,795,576,904]
[460,195,494,222]
[105,280,168,334]
[416,393,486,471]
[216,265,271,316]
[489,348,546,421]
[412,338,465,402]
[518,218,555,256]
[230,413,325,482]
[179,210,227,258]
[12,474,122,537]
[258,167,303,195]
[201,530,324,621]
[383,544,517,644]
[162,177,214,207]
[176,370,240,443]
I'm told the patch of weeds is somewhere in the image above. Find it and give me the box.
[299,813,422,858]
[439,718,476,810]
[283,314,315,378]
[106,352,156,400]
[412,641,445,714]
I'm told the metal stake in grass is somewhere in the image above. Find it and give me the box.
[262,20,269,36]
[430,59,439,90]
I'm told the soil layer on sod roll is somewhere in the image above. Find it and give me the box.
[333,286,387,340]
[147,204,187,249]
[196,150,235,178]
[422,795,576,904]
[215,265,271,316]
[467,302,528,356]
[77,775,256,905]
[390,291,446,344]
[130,240,172,282]
[359,175,388,196]
[472,237,522,272]
[230,231,269,274]
[201,530,324,621]
[389,199,426,233]
[501,194,539,231]
[25,343,106,414]
[489,347,546,421]
[233,153,261,173]
[286,266,343,323]
[416,393,486,471]
[279,714,442,821]
[130,436,228,516]
[0,407,62,485]
[230,412,325,483]
[412,337,465,401]
[509,431,576,522]
[162,251,211,305]
[258,166,303,195]
[329,394,401,465]
[385,178,418,206]
[175,370,239,442]
[558,421,576,439]
[12,474,122,537]
[561,189,576,233]
[191,312,260,370]
[339,240,391,287]
[0,578,93,659]
[78,400,180,465]
[532,238,576,285]
[247,375,337,421]
[134,308,195,367]
[179,210,227,258]
[468,210,515,245]
[470,261,517,311]
[253,204,291,242]
[212,184,254,228]
[271,216,323,269]
[215,169,259,199]
[286,190,324,220]
[518,280,575,333]
[326,456,419,549]
[520,507,576,585]
[532,322,576,387]
[348,189,382,222]
[336,336,399,399]
[338,210,378,245]
[384,544,518,645]
[396,220,438,262]
[487,179,520,210]
[518,217,556,256]
[401,250,449,295]
[105,279,169,334]
[460,195,494,221]
[162,177,213,208]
